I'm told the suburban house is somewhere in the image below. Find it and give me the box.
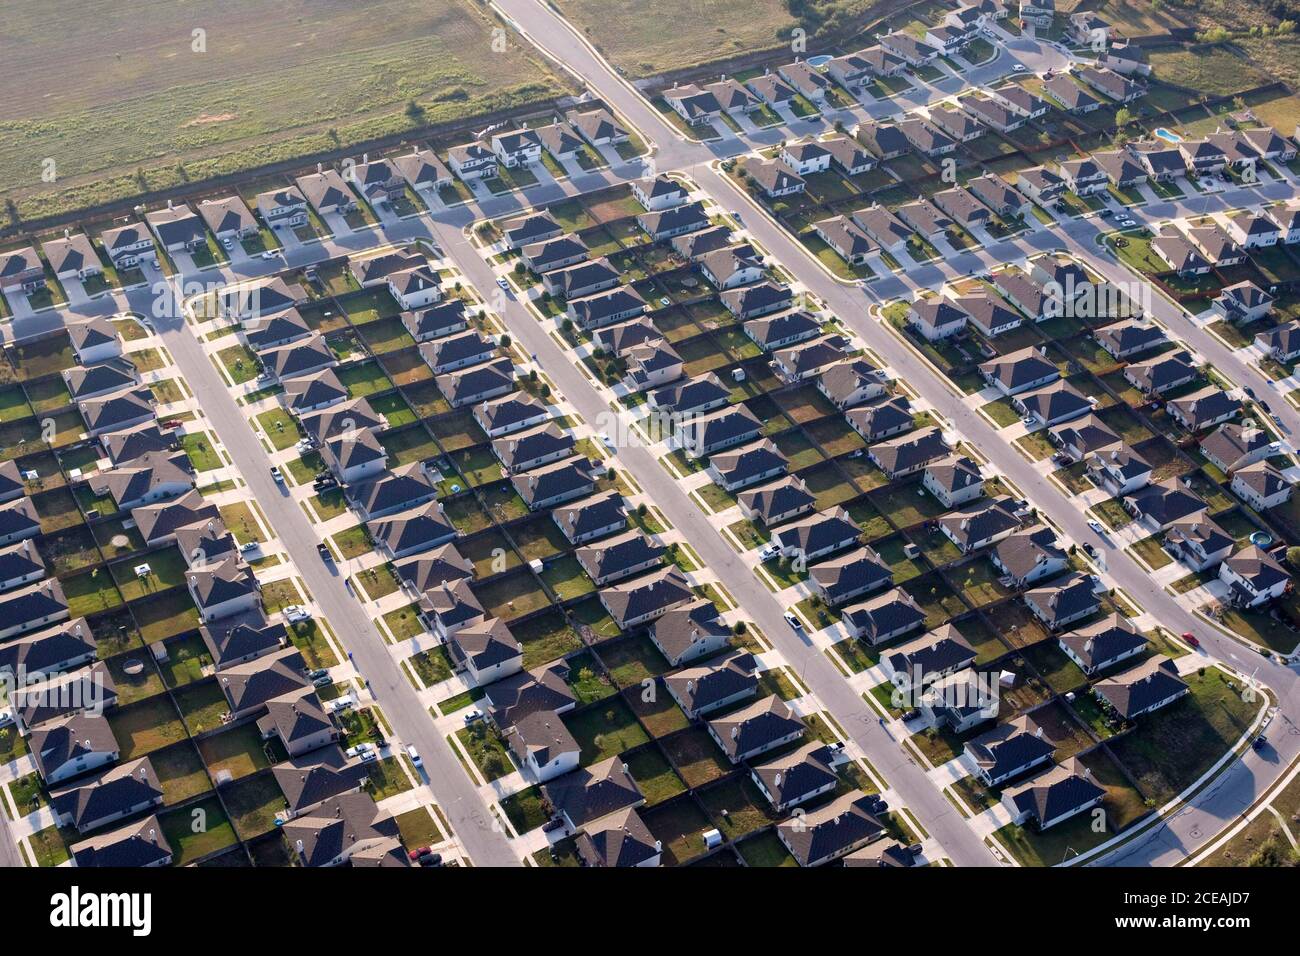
[447,142,498,181]
[992,524,1068,588]
[922,454,984,508]
[979,347,1059,396]
[1218,545,1290,607]
[965,714,1056,787]
[777,792,885,867]
[1023,572,1100,631]
[1058,613,1148,676]
[1094,657,1189,720]
[491,129,544,167]
[43,231,104,281]
[197,196,258,240]
[295,168,357,215]
[739,476,817,527]
[1231,461,1290,511]
[846,396,914,444]
[842,588,926,645]
[707,695,804,764]
[448,617,523,685]
[255,186,309,229]
[144,203,207,252]
[1001,758,1105,831]
[662,84,723,127]
[506,710,581,783]
[750,741,839,813]
[649,600,733,667]
[882,624,977,694]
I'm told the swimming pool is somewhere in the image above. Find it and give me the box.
[807,54,833,67]
[1154,127,1182,143]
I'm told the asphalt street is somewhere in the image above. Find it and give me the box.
[137,270,521,867]
[425,216,998,866]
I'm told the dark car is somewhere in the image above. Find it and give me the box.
[317,543,333,562]
[541,817,566,833]
[1252,735,1268,751]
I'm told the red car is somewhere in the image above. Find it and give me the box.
[408,846,430,862]
[1181,632,1200,648]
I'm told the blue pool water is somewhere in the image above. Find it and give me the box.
[1154,127,1182,143]
[807,54,833,67]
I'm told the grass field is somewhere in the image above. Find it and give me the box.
[1,0,566,223]
[552,0,881,77]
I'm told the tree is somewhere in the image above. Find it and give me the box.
[1287,546,1300,570]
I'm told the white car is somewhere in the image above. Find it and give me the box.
[759,544,781,561]
[238,541,259,554]
[1012,64,1026,72]
[783,611,802,629]
[270,466,284,483]
[599,432,615,450]
[283,605,311,623]
[261,251,278,260]
[345,743,373,758]
[326,694,356,714]
[359,750,379,764]
[0,709,13,728]
[406,745,422,767]
[1086,519,1105,535]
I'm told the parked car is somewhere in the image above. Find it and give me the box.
[759,543,781,561]
[406,745,422,768]
[312,675,332,688]
[284,604,311,623]
[306,668,329,681]
[238,541,259,554]
[317,543,333,563]
[270,466,284,483]
[1181,632,1200,648]
[345,743,373,758]
[541,817,566,833]
[783,611,802,629]
[408,846,432,862]
[1086,519,1105,535]
[901,709,921,722]
[463,709,485,725]
[418,852,443,867]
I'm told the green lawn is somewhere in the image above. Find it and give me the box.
[159,796,238,864]
[1108,669,1260,806]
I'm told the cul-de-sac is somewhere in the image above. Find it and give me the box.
[0,0,1297,874]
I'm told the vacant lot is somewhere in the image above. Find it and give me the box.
[1,0,565,223]
[553,0,882,77]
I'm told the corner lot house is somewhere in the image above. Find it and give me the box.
[1001,757,1105,831]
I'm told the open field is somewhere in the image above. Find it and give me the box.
[0,0,566,223]
[552,0,884,78]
